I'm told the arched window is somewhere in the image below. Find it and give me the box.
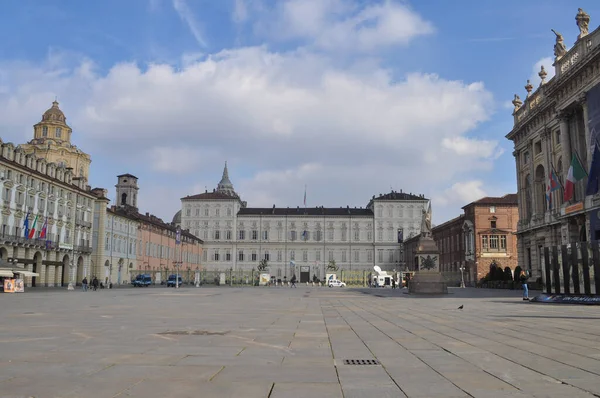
[121,193,127,206]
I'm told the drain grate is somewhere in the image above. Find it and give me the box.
[343,359,380,365]
[159,330,229,336]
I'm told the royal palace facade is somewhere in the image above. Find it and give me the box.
[506,9,600,279]
[175,163,428,281]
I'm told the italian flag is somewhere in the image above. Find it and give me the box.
[28,215,38,239]
[563,154,588,202]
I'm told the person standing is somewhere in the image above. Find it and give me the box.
[519,270,529,301]
[92,276,99,291]
[82,277,88,292]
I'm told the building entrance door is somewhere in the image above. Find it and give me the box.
[300,266,310,283]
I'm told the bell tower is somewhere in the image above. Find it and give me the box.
[115,174,139,210]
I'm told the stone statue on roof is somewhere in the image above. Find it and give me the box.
[551,29,567,59]
[421,201,432,238]
[576,8,590,39]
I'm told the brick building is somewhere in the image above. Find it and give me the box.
[462,195,519,283]
[432,215,467,285]
[404,194,519,286]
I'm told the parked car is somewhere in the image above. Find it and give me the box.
[132,274,152,287]
[328,279,346,288]
[167,274,183,287]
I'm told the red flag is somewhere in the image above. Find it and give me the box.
[39,218,48,239]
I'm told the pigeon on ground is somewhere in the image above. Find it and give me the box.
[458,305,464,310]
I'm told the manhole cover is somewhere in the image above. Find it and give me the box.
[343,359,380,365]
[159,330,229,336]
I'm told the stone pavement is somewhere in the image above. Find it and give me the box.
[1,286,600,398]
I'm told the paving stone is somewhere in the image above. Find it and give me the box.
[2,287,600,397]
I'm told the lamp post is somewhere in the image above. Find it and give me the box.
[459,265,466,288]
[175,226,181,289]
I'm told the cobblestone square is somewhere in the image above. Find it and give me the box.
[1,287,600,398]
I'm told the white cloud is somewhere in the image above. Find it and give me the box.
[172,0,207,47]
[442,136,503,159]
[530,57,555,88]
[0,41,500,224]
[232,0,248,23]
[256,0,434,52]
[433,180,488,208]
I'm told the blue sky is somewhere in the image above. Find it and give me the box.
[0,0,598,225]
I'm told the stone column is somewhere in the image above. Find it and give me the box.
[578,93,591,166]
[542,128,553,212]
[513,150,524,220]
[528,140,539,216]
[558,112,572,178]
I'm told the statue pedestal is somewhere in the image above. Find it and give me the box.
[408,236,448,295]
[408,272,448,294]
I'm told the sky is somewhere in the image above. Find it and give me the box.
[0,0,598,225]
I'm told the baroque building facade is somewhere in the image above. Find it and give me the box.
[506,9,600,279]
[177,164,427,280]
[0,140,94,287]
[92,174,202,286]
[20,101,91,180]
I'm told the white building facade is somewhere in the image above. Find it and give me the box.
[0,140,94,287]
[178,164,427,279]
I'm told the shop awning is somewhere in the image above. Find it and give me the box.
[12,270,39,277]
[0,269,14,277]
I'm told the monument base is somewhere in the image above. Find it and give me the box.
[408,272,448,294]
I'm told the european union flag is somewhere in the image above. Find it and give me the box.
[586,144,600,196]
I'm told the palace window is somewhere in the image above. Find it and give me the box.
[341,230,347,241]
[378,250,383,263]
[315,230,322,241]
[367,231,372,241]
[226,250,231,261]
[277,250,282,262]
[214,230,220,240]
[251,230,258,240]
[354,251,359,262]
[251,251,257,261]
[290,230,297,241]
[262,231,268,240]
[264,252,270,261]
[303,250,308,262]
[290,250,295,261]
[367,251,373,262]
[227,208,232,216]
[354,229,359,241]
[238,250,244,261]
[42,126,48,137]
[204,208,209,216]
[55,127,62,138]
[481,234,507,252]
[490,206,496,213]
[316,251,321,261]
[214,251,219,261]
[328,230,334,241]
[238,230,245,240]
[226,230,232,240]
[215,209,220,217]
[328,251,333,261]
[342,251,347,262]
[490,220,497,229]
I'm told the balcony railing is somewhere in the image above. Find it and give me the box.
[75,244,92,254]
[76,219,92,228]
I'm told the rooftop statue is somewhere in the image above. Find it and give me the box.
[576,8,590,39]
[421,201,432,238]
[551,29,568,59]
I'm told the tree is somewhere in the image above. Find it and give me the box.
[257,259,268,272]
[503,266,513,281]
[327,260,338,271]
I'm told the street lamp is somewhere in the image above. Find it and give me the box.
[459,265,466,288]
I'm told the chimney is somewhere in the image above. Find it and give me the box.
[146,212,149,217]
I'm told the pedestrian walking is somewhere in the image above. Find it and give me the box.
[82,277,88,292]
[92,276,99,291]
[391,278,396,289]
[519,270,529,301]
[290,274,297,288]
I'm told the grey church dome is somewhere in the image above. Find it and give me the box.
[172,210,181,225]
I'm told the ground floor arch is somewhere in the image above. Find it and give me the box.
[32,251,43,287]
[61,254,70,286]
[76,256,84,284]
